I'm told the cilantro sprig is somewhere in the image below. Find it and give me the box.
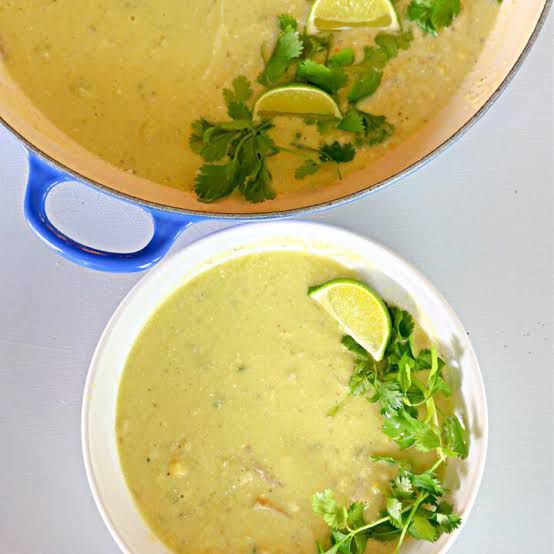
[345,30,413,103]
[259,16,303,86]
[190,77,278,203]
[191,76,359,201]
[313,458,461,554]
[294,141,356,180]
[407,0,462,35]
[315,302,468,553]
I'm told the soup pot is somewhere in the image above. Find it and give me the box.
[0,1,549,273]
[82,221,487,553]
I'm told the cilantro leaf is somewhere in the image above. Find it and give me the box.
[398,353,414,392]
[345,32,412,104]
[433,503,462,533]
[341,335,369,359]
[359,112,395,146]
[408,515,438,541]
[235,135,276,203]
[223,75,253,120]
[392,308,415,339]
[347,502,366,529]
[442,415,468,458]
[338,110,366,134]
[191,107,277,203]
[295,159,320,179]
[386,497,404,529]
[407,0,461,35]
[224,75,252,103]
[189,118,212,154]
[392,473,414,499]
[374,31,414,59]
[297,59,348,94]
[382,411,421,449]
[300,33,332,60]
[370,378,404,416]
[411,470,445,496]
[312,490,348,530]
[349,359,375,396]
[348,69,382,103]
[414,348,445,372]
[328,48,355,67]
[194,163,235,203]
[338,110,394,146]
[259,20,303,85]
[319,141,356,163]
[370,455,411,468]
[414,424,442,452]
[278,13,297,31]
[198,126,238,161]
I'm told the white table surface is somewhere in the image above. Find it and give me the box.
[1,14,552,554]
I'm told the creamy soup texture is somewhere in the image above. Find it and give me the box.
[116,252,436,553]
[0,1,498,196]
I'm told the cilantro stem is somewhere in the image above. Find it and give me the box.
[326,393,350,416]
[429,457,444,473]
[291,142,320,154]
[394,492,428,553]
[276,145,313,159]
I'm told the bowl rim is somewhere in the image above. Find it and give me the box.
[81,220,489,554]
[1,1,552,218]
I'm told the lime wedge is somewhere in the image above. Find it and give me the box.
[253,85,342,120]
[307,0,399,34]
[309,278,391,361]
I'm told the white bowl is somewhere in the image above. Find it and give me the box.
[82,221,488,554]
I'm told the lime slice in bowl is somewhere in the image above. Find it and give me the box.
[253,85,342,120]
[308,278,392,361]
[307,0,399,34]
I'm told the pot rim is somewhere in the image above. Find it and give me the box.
[2,1,551,219]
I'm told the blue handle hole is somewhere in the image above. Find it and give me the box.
[45,180,154,254]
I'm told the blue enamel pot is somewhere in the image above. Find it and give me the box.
[1,0,550,273]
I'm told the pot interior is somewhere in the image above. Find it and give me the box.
[0,0,547,216]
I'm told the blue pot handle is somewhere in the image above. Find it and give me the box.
[24,153,198,273]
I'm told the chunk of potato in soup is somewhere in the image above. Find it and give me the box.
[116,252,435,553]
[0,1,498,195]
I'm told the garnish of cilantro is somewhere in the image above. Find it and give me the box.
[313,304,469,554]
[188,0,496,203]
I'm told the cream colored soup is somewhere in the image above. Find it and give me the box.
[116,252,435,553]
[0,1,497,196]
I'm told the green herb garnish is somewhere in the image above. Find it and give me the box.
[313,458,461,553]
[294,141,356,180]
[189,0,497,203]
[346,30,413,103]
[315,303,467,553]
[258,16,303,86]
[338,109,395,146]
[191,77,278,203]
[297,59,348,94]
[407,0,462,35]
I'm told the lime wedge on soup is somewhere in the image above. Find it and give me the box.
[307,0,400,34]
[308,278,391,361]
[253,85,342,120]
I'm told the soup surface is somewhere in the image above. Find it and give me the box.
[0,0,498,199]
[116,252,435,553]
